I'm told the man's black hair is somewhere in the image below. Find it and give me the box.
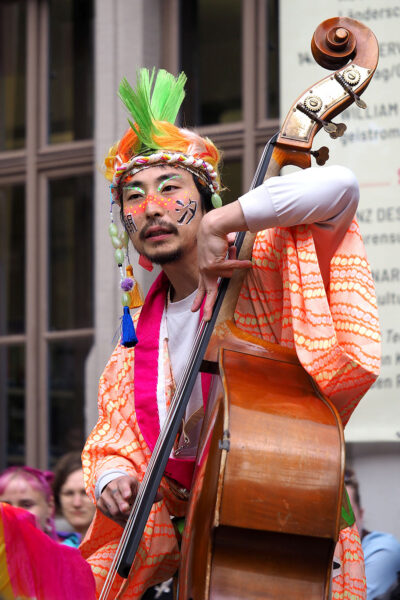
[192,174,213,213]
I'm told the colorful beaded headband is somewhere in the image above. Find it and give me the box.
[110,151,221,207]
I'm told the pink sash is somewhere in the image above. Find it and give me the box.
[134,272,211,489]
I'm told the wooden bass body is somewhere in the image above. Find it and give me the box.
[178,325,345,600]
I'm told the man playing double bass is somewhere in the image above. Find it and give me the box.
[80,68,380,599]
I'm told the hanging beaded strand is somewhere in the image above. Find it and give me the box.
[108,196,139,347]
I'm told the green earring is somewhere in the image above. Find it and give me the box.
[211,193,222,208]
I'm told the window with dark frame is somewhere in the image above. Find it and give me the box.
[0,0,94,470]
[177,0,280,204]
[0,0,280,469]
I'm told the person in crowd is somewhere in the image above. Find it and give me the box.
[0,465,95,599]
[0,465,57,538]
[346,468,400,600]
[52,451,96,547]
[80,68,380,599]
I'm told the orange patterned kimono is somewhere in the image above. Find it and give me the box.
[81,218,380,599]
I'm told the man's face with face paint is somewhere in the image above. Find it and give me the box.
[121,165,204,265]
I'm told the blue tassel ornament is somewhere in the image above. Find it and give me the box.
[121,305,138,347]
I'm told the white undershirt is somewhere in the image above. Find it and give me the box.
[159,289,203,430]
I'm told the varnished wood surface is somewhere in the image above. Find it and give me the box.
[204,320,299,366]
[311,16,379,69]
[179,344,344,600]
[219,349,343,540]
[210,527,333,600]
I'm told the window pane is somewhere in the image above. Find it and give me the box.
[180,0,242,125]
[0,345,25,468]
[48,338,92,462]
[48,0,94,143]
[0,1,26,150]
[266,0,280,119]
[221,159,242,205]
[48,175,93,330]
[0,184,25,335]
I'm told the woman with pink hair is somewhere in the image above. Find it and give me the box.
[0,466,57,538]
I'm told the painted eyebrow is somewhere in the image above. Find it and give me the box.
[157,175,182,192]
[123,185,145,194]
[127,172,182,189]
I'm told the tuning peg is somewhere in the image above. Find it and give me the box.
[296,102,346,139]
[322,121,347,138]
[323,122,337,134]
[311,146,329,165]
[328,122,347,139]
[350,93,367,109]
[334,71,367,109]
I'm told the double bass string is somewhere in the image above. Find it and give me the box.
[99,317,210,597]
[100,313,217,597]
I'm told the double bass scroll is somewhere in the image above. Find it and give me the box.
[207,15,379,347]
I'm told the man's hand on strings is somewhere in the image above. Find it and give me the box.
[97,475,139,527]
[98,475,164,527]
[192,203,252,321]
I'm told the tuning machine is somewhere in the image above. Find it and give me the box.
[296,99,347,139]
[334,68,367,109]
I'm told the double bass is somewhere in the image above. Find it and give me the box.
[179,17,379,599]
[99,16,379,600]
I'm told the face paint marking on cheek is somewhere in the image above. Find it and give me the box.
[145,193,182,212]
[175,198,198,225]
[124,207,140,233]
[125,213,137,233]
[124,201,146,220]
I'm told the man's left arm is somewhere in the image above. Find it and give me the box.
[194,165,359,320]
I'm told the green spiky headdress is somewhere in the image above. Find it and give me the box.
[118,68,187,154]
[104,68,222,204]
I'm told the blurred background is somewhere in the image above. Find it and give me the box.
[0,0,398,539]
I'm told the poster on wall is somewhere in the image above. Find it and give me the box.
[280,1,400,441]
